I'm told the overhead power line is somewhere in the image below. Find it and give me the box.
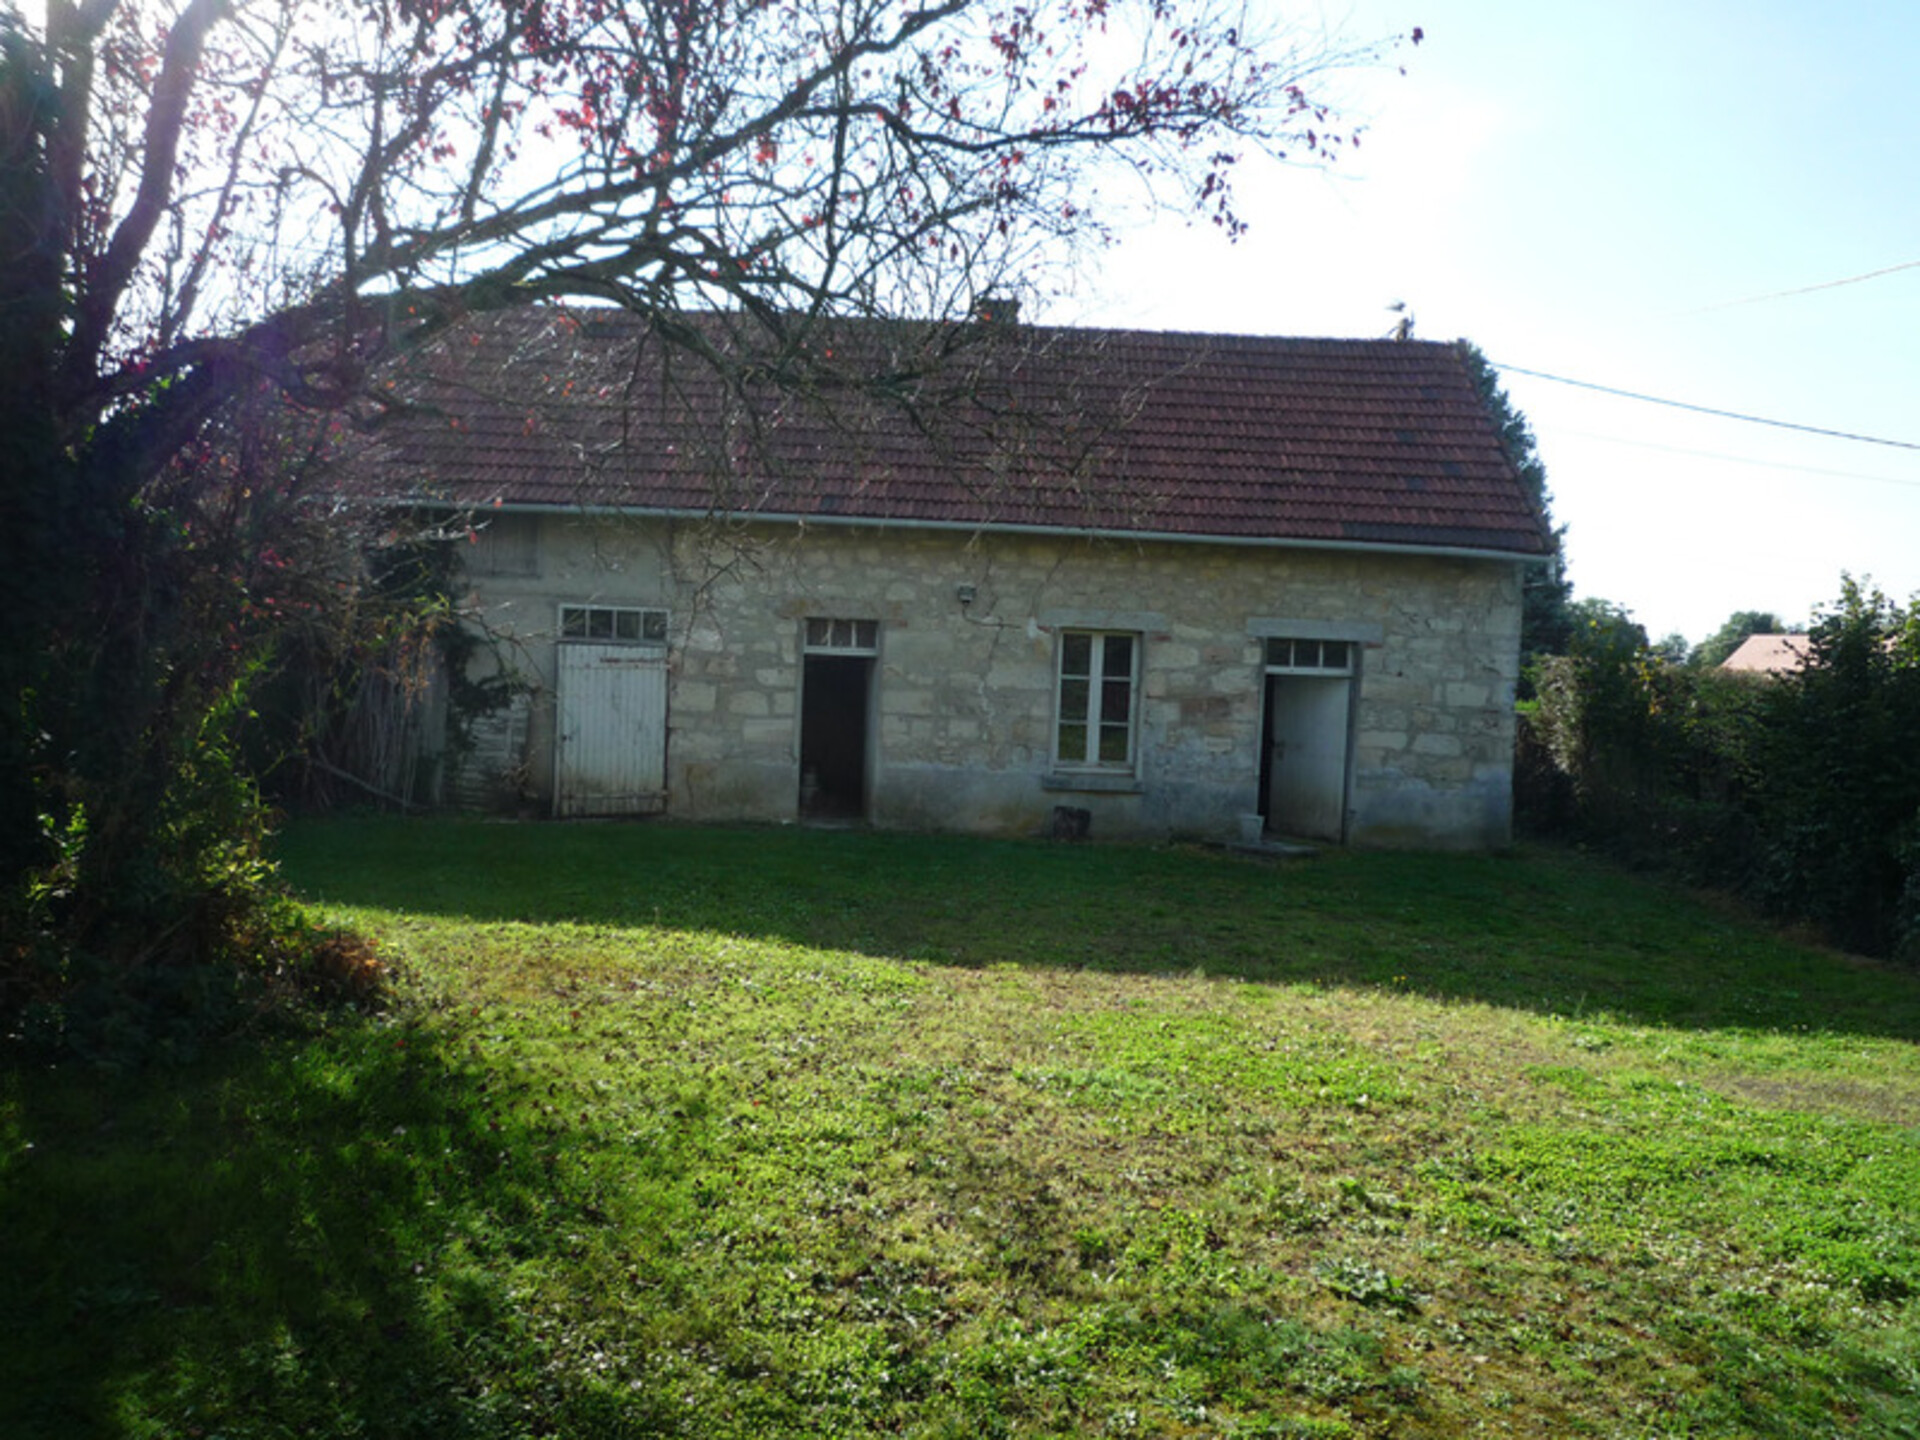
[1488,362,1920,454]
[1686,258,1920,314]
[1559,429,1920,492]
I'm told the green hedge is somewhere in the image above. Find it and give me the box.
[1519,580,1920,964]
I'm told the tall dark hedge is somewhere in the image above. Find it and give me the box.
[1519,579,1920,964]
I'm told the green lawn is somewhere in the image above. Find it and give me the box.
[6,818,1920,1437]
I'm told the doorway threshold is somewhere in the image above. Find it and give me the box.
[1227,835,1321,859]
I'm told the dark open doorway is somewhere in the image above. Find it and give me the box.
[799,654,872,819]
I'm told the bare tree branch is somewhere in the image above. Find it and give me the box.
[61,0,226,402]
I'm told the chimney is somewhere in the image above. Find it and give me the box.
[973,294,1021,327]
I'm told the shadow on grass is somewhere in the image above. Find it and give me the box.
[0,1016,696,1440]
[275,816,1920,1045]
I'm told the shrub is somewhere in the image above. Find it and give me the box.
[1520,578,1920,963]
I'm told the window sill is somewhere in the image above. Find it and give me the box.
[1041,771,1143,795]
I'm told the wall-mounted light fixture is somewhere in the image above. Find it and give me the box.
[956,584,977,606]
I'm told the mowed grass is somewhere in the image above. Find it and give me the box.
[6,819,1920,1438]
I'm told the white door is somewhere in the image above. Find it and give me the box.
[555,643,668,816]
[1266,675,1350,841]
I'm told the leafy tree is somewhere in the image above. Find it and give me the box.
[1,0,1400,1050]
[1565,597,1648,658]
[1690,609,1787,669]
[1458,343,1574,666]
[1516,595,1660,845]
[1651,631,1691,666]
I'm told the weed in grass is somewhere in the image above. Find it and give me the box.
[1314,1257,1424,1314]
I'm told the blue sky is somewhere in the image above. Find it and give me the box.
[1045,0,1920,644]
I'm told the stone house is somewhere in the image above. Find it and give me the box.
[364,309,1552,846]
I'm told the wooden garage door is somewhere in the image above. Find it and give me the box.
[555,642,668,817]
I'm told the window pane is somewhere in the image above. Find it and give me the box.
[587,609,614,638]
[806,618,830,647]
[1057,629,1139,769]
[1057,722,1088,762]
[855,620,878,650]
[1059,678,1089,723]
[614,610,640,640]
[643,610,668,641]
[561,607,586,638]
[1062,632,1092,676]
[1322,640,1349,669]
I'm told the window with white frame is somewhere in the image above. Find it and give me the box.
[804,617,880,654]
[1264,637,1355,674]
[1055,630,1139,769]
[559,604,668,643]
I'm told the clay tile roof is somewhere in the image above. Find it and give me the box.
[353,308,1553,558]
[1721,634,1811,673]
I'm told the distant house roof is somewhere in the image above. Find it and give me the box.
[1721,634,1810,674]
[353,308,1554,559]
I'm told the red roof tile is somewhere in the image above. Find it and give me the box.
[354,309,1552,558]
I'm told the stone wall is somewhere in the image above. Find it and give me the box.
[453,511,1525,847]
